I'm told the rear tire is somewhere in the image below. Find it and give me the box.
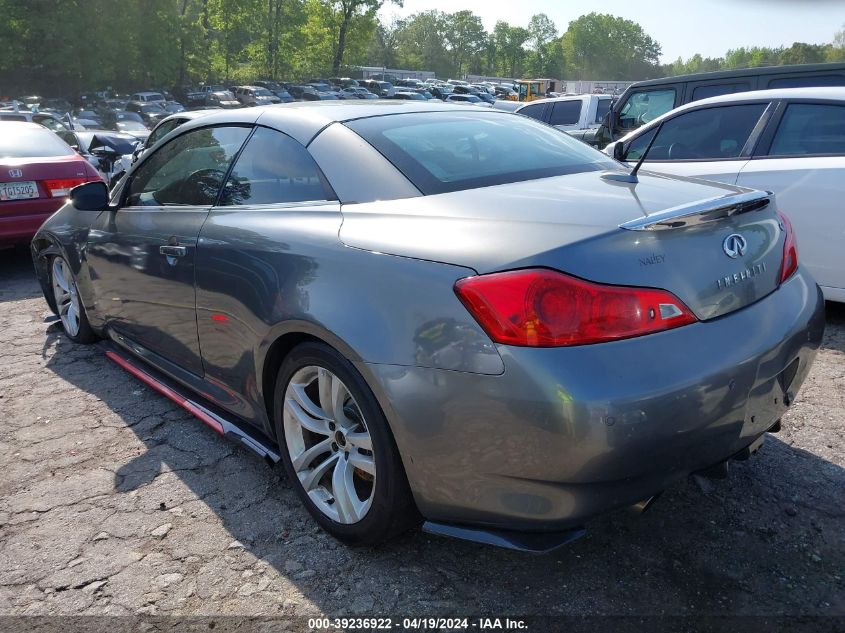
[273,341,420,546]
[50,256,97,344]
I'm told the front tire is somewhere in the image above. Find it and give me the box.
[50,256,97,344]
[274,342,419,546]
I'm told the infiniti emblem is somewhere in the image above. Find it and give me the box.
[723,233,747,259]
[8,169,22,178]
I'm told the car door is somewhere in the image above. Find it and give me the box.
[86,124,252,376]
[621,101,772,182]
[194,125,341,427]
[736,100,845,298]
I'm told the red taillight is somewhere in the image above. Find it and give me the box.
[43,177,94,198]
[778,211,798,283]
[454,269,698,347]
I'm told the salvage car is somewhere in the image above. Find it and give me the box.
[31,103,824,551]
[1,121,101,246]
[132,109,216,163]
[604,87,845,303]
[56,129,140,187]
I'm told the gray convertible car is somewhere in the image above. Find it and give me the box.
[31,102,824,551]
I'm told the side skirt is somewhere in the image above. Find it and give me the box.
[105,349,280,463]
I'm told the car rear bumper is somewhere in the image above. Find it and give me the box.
[361,269,825,531]
[0,198,62,246]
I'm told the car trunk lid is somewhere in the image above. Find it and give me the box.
[339,171,785,321]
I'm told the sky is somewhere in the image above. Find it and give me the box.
[378,0,845,64]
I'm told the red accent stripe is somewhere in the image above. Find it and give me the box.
[106,350,225,435]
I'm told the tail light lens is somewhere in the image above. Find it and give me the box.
[43,177,96,198]
[778,211,798,283]
[454,269,697,347]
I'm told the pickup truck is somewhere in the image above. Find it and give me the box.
[592,61,845,149]
[514,94,612,147]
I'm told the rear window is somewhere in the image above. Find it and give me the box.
[769,103,845,156]
[691,82,751,102]
[345,111,615,195]
[0,124,75,158]
[766,75,845,89]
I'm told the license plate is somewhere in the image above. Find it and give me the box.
[0,181,38,201]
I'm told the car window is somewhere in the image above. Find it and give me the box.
[691,82,750,102]
[549,101,582,126]
[766,75,845,89]
[618,89,676,131]
[625,103,766,161]
[517,103,545,121]
[219,127,333,206]
[34,115,68,132]
[125,125,250,207]
[56,130,79,148]
[595,98,611,124]
[346,111,616,195]
[0,114,29,122]
[769,103,845,156]
[148,119,181,146]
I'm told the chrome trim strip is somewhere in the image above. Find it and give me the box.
[620,190,771,231]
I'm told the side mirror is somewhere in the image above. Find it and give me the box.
[71,181,109,211]
[611,142,625,161]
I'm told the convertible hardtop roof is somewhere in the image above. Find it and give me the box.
[173,100,496,145]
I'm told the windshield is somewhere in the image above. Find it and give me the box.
[141,104,165,113]
[0,124,76,158]
[116,112,143,122]
[346,111,616,195]
[254,88,273,96]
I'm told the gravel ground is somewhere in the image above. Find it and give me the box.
[0,246,843,620]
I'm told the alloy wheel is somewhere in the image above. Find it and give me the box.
[283,365,376,524]
[51,258,81,337]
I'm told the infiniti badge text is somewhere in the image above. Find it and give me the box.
[717,262,767,289]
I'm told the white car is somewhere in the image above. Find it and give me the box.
[130,91,167,107]
[445,94,492,108]
[604,87,845,302]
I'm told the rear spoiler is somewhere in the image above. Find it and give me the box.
[620,190,771,231]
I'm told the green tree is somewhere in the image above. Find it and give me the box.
[561,12,661,79]
[394,10,451,76]
[444,10,486,77]
[493,21,530,77]
[367,17,406,69]
[326,0,399,75]
[525,13,557,76]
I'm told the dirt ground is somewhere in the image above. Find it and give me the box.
[0,246,843,621]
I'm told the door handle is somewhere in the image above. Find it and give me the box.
[159,245,187,257]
